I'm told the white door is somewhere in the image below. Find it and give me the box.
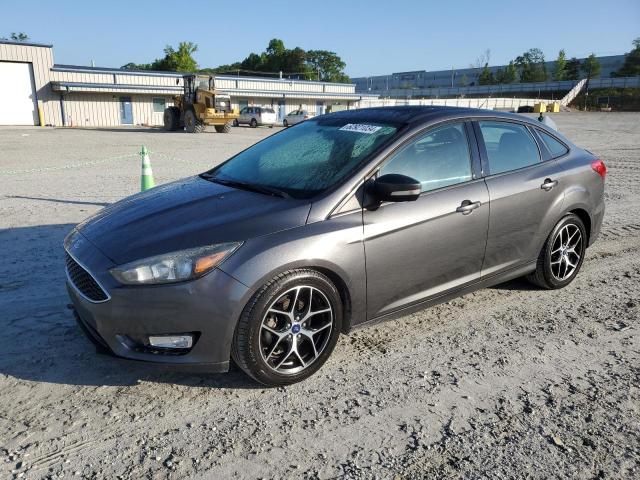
[0,62,38,125]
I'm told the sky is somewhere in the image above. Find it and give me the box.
[2,0,639,77]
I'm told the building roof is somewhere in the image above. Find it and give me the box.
[0,39,53,48]
[52,64,356,86]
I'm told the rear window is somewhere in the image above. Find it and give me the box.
[537,129,569,158]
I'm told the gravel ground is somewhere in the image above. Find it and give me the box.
[0,114,638,479]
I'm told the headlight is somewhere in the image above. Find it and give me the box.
[109,242,241,285]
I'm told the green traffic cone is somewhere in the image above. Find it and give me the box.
[140,146,155,191]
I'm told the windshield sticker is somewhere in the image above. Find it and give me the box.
[339,123,382,134]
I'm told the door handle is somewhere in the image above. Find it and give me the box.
[456,200,481,215]
[541,178,558,191]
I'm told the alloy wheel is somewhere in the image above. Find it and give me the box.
[259,286,333,374]
[550,223,583,281]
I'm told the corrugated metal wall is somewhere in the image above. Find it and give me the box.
[0,43,61,125]
[50,70,184,87]
[216,77,354,94]
[63,94,173,127]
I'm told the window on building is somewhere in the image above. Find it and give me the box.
[152,98,166,113]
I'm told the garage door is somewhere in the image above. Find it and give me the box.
[0,62,38,125]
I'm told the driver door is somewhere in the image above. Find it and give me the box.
[363,122,489,319]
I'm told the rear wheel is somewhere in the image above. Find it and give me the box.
[163,107,179,131]
[527,213,587,289]
[184,109,205,133]
[232,269,342,386]
[214,122,232,133]
[233,119,239,127]
[250,118,258,128]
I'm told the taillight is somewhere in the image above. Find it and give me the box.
[591,159,607,179]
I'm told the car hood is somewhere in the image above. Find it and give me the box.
[75,176,311,265]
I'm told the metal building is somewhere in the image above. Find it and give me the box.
[353,55,627,94]
[0,40,372,127]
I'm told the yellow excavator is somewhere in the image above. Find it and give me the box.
[163,74,239,133]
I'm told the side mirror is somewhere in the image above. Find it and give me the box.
[372,174,421,202]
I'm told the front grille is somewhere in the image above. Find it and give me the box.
[65,253,109,302]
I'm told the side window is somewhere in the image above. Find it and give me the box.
[240,107,247,114]
[537,129,569,158]
[478,121,540,175]
[379,123,473,193]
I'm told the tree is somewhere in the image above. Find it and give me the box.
[1,32,29,42]
[122,42,198,72]
[495,61,518,84]
[121,62,152,71]
[155,42,198,72]
[265,38,286,57]
[612,37,640,77]
[515,48,547,83]
[553,49,567,80]
[213,39,349,81]
[305,50,349,82]
[478,63,495,85]
[582,53,601,79]
[565,57,582,80]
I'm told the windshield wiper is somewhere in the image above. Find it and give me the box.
[200,174,290,199]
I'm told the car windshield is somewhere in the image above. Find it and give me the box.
[205,118,400,199]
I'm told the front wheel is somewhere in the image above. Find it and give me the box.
[233,119,239,127]
[184,109,205,133]
[527,213,587,289]
[250,118,257,128]
[214,122,232,133]
[232,269,342,386]
[283,119,288,128]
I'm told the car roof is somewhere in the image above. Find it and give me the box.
[324,106,542,128]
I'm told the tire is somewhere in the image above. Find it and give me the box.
[163,107,179,131]
[250,118,257,128]
[184,109,205,133]
[269,124,274,128]
[233,119,239,127]
[214,122,232,133]
[232,269,343,386]
[527,213,587,289]
[283,119,288,128]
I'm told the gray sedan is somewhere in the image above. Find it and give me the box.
[65,106,605,386]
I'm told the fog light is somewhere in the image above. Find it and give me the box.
[148,335,193,349]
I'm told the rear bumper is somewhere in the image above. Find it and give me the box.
[589,197,605,246]
[65,230,250,373]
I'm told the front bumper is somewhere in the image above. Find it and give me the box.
[65,230,249,372]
